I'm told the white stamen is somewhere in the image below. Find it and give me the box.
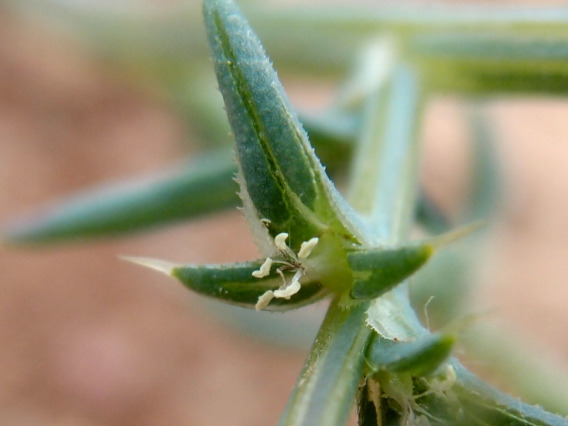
[297,237,319,259]
[273,270,303,299]
[274,232,289,251]
[273,280,301,300]
[253,233,315,310]
[276,267,287,285]
[255,290,275,311]
[252,257,273,278]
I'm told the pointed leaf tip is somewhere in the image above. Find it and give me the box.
[428,220,484,250]
[347,221,483,301]
[120,256,178,276]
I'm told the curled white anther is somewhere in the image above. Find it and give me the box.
[255,290,275,311]
[273,270,303,299]
[252,257,273,278]
[297,237,319,259]
[274,232,289,251]
[273,280,301,300]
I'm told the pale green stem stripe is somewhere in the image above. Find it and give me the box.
[347,41,393,217]
[369,66,422,244]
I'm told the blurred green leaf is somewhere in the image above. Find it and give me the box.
[410,104,500,327]
[415,189,451,234]
[4,150,238,245]
[2,110,436,246]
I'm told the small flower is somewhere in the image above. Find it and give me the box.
[254,233,319,310]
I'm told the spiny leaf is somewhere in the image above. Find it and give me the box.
[278,298,373,426]
[203,0,369,254]
[348,244,433,300]
[124,256,327,312]
[348,222,480,300]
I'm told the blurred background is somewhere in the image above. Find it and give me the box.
[1,0,568,425]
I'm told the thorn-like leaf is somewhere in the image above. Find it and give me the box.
[348,244,434,300]
[348,222,480,300]
[203,0,369,254]
[127,256,327,312]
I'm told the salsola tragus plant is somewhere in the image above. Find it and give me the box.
[4,0,568,424]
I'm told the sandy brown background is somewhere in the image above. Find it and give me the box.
[2,2,568,425]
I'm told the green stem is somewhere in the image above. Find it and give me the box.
[279,63,424,426]
[278,299,372,426]
[347,52,423,244]
[353,63,427,340]
[367,66,422,243]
